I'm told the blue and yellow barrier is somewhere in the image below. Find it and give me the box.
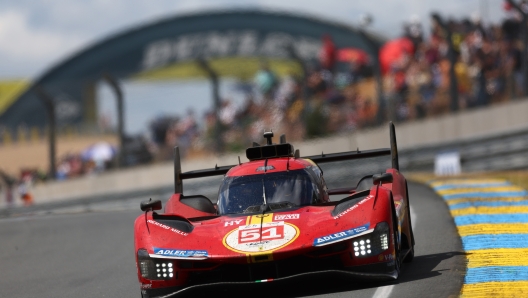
[429,179,528,297]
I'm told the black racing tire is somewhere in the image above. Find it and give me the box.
[403,241,415,263]
[403,182,415,263]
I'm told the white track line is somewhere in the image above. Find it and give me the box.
[373,285,394,298]
[372,205,417,298]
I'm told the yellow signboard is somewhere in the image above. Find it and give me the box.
[0,80,29,115]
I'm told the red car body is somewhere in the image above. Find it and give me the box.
[134,123,414,297]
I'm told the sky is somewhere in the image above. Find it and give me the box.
[0,0,507,79]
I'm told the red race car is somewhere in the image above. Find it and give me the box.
[134,122,415,297]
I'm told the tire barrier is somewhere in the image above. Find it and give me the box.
[429,178,528,297]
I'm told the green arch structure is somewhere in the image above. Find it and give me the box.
[0,9,383,131]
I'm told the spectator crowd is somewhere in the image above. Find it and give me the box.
[152,4,528,156]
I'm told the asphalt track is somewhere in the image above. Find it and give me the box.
[0,181,465,298]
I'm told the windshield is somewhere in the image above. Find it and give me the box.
[217,169,319,215]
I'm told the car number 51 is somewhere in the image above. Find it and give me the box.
[238,226,284,244]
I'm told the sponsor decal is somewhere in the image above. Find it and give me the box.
[225,219,244,227]
[378,255,384,261]
[154,248,208,258]
[141,284,152,289]
[147,219,188,236]
[141,31,322,71]
[274,214,300,220]
[223,221,299,253]
[384,253,395,261]
[313,223,370,246]
[256,165,275,172]
[333,196,372,219]
[394,201,403,210]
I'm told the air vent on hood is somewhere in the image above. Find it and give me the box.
[331,191,370,218]
[152,213,194,233]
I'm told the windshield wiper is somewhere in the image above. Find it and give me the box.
[262,179,267,205]
[261,178,272,213]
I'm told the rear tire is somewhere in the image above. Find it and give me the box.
[391,200,401,274]
[403,243,414,263]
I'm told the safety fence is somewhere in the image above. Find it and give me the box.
[429,178,528,297]
[400,127,528,173]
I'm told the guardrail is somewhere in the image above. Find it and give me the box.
[400,127,528,172]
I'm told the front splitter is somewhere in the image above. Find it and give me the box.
[150,268,398,298]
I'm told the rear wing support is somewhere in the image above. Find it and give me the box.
[173,146,236,194]
[389,121,399,171]
[174,147,183,193]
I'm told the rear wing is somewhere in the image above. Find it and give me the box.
[173,122,399,194]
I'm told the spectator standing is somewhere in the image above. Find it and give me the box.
[18,175,33,206]
[254,62,278,101]
[320,34,337,72]
[0,170,15,208]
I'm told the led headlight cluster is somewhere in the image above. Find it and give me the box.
[155,262,174,279]
[137,249,174,280]
[353,239,372,256]
[351,222,390,258]
[380,233,389,250]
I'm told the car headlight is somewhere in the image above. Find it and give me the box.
[138,249,174,280]
[351,222,390,258]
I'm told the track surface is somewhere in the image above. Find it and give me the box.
[0,182,464,298]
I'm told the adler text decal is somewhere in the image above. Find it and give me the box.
[153,248,208,258]
[313,223,370,246]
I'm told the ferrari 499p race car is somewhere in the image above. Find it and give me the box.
[134,123,415,297]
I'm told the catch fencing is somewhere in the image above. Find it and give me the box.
[400,128,528,172]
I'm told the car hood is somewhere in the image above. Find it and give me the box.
[138,193,377,262]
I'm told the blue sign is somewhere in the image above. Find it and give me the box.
[313,223,370,246]
[154,248,208,258]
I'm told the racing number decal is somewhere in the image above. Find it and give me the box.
[262,225,284,240]
[238,225,284,244]
[223,219,299,254]
[238,228,260,243]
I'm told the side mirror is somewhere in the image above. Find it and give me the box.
[373,173,393,185]
[140,199,162,211]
